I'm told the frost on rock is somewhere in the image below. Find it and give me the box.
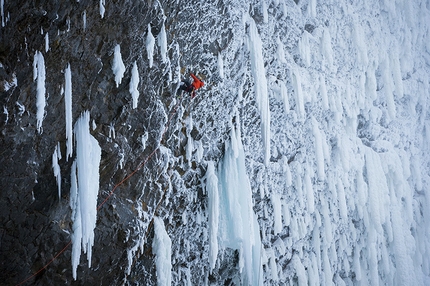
[216,124,263,285]
[146,24,155,68]
[33,51,46,133]
[3,72,17,91]
[320,27,334,71]
[70,111,101,280]
[65,64,73,160]
[112,44,125,88]
[129,61,139,109]
[152,217,172,286]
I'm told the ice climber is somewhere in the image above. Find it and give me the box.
[179,73,204,99]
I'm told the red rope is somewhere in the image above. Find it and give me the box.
[16,95,185,285]
[16,241,72,286]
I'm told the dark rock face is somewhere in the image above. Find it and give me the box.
[0,1,210,284]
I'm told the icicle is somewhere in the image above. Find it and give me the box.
[271,193,282,235]
[99,0,105,18]
[146,24,155,68]
[83,10,87,30]
[65,64,73,160]
[206,161,219,272]
[129,61,139,109]
[33,51,46,133]
[1,0,4,27]
[112,44,125,88]
[218,53,224,79]
[45,33,49,53]
[292,68,304,119]
[247,15,270,166]
[52,142,61,200]
[70,111,101,280]
[217,122,263,285]
[158,22,168,63]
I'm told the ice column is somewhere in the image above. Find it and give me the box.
[217,124,263,285]
[70,111,101,279]
[206,161,219,272]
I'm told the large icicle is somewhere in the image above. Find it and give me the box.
[71,111,101,280]
[247,16,270,166]
[65,64,73,160]
[152,217,172,286]
[217,123,263,285]
[33,51,46,133]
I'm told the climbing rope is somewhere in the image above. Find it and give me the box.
[16,94,188,285]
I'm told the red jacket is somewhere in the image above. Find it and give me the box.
[190,73,204,90]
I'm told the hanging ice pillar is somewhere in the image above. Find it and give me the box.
[70,111,101,279]
[207,124,263,285]
[247,15,271,166]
